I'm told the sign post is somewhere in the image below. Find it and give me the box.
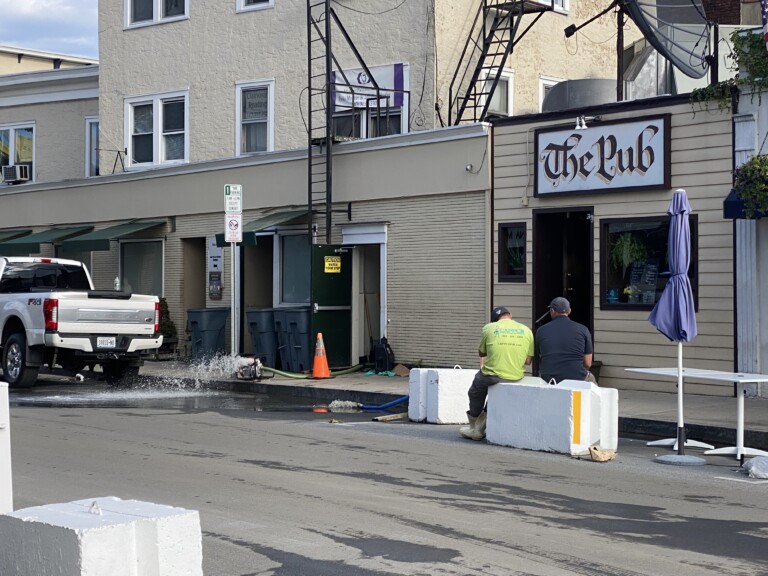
[224,184,242,355]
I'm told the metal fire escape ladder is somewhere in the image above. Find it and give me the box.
[448,0,553,125]
[307,0,383,244]
[307,0,334,243]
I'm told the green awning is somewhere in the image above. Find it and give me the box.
[0,229,32,244]
[0,225,94,255]
[59,220,165,253]
[215,209,307,247]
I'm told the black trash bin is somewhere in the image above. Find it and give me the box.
[273,307,312,373]
[187,308,230,359]
[246,308,279,368]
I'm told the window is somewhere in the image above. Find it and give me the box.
[236,80,274,155]
[499,223,526,282]
[539,75,563,112]
[85,117,99,177]
[0,123,34,182]
[554,0,568,11]
[127,0,187,26]
[278,233,310,304]
[124,91,188,167]
[484,69,513,117]
[0,262,90,293]
[600,216,698,310]
[332,108,403,140]
[237,0,274,12]
[120,240,163,296]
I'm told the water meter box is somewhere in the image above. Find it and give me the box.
[246,308,279,368]
[187,308,230,358]
[373,338,395,373]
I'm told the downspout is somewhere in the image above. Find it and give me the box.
[489,123,495,316]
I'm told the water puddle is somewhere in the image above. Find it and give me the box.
[7,355,383,414]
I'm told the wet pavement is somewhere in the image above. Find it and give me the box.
[7,357,768,452]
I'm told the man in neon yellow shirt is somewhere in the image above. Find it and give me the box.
[460,306,534,441]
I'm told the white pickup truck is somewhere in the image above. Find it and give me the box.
[0,257,162,387]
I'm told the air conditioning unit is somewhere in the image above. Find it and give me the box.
[2,164,30,183]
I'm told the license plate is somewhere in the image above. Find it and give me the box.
[97,337,116,349]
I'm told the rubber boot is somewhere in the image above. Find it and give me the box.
[460,411,486,441]
[474,411,487,439]
[459,412,477,439]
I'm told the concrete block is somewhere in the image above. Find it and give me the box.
[425,369,477,424]
[408,368,429,422]
[486,379,619,455]
[1,382,11,514]
[0,496,202,576]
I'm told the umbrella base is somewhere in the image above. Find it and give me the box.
[654,454,706,466]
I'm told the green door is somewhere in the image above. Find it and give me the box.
[311,245,352,368]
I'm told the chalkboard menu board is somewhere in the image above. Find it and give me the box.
[628,260,660,304]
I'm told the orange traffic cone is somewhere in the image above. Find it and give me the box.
[312,332,331,378]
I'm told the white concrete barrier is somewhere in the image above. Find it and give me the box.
[1,382,11,514]
[409,368,478,424]
[487,379,618,455]
[407,368,429,422]
[0,496,203,576]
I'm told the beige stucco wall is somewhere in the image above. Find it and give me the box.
[435,0,643,118]
[98,0,640,170]
[0,97,98,183]
[97,0,433,167]
[493,99,734,395]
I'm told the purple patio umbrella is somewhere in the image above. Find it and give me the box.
[648,189,698,456]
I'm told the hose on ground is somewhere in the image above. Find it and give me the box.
[261,363,365,380]
[360,395,409,411]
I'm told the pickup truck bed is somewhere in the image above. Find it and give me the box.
[0,257,162,387]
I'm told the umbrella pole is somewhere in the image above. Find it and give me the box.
[676,341,686,455]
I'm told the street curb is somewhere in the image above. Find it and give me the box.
[142,375,406,407]
[620,417,768,452]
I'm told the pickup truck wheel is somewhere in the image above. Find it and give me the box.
[2,332,39,388]
[103,362,140,387]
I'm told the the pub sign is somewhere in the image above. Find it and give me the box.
[534,114,670,196]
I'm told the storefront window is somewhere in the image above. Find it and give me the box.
[600,216,698,310]
[499,222,526,282]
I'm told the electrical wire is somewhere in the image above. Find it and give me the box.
[331,0,410,16]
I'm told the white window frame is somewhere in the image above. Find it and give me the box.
[235,79,275,156]
[0,121,35,183]
[539,75,564,112]
[481,68,514,117]
[236,0,274,14]
[124,90,189,168]
[554,0,569,13]
[125,0,189,28]
[84,116,99,178]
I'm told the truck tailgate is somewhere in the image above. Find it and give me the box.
[56,293,157,335]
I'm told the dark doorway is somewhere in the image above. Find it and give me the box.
[532,208,594,352]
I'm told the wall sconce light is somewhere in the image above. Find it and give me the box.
[575,116,587,130]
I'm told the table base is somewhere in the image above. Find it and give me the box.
[647,438,715,450]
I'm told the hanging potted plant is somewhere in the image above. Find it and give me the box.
[611,232,647,279]
[733,154,768,219]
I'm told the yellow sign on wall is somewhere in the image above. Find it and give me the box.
[324,255,341,273]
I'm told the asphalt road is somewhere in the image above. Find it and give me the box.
[6,384,768,576]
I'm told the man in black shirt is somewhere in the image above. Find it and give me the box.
[535,297,596,384]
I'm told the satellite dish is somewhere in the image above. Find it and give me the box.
[622,0,711,79]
